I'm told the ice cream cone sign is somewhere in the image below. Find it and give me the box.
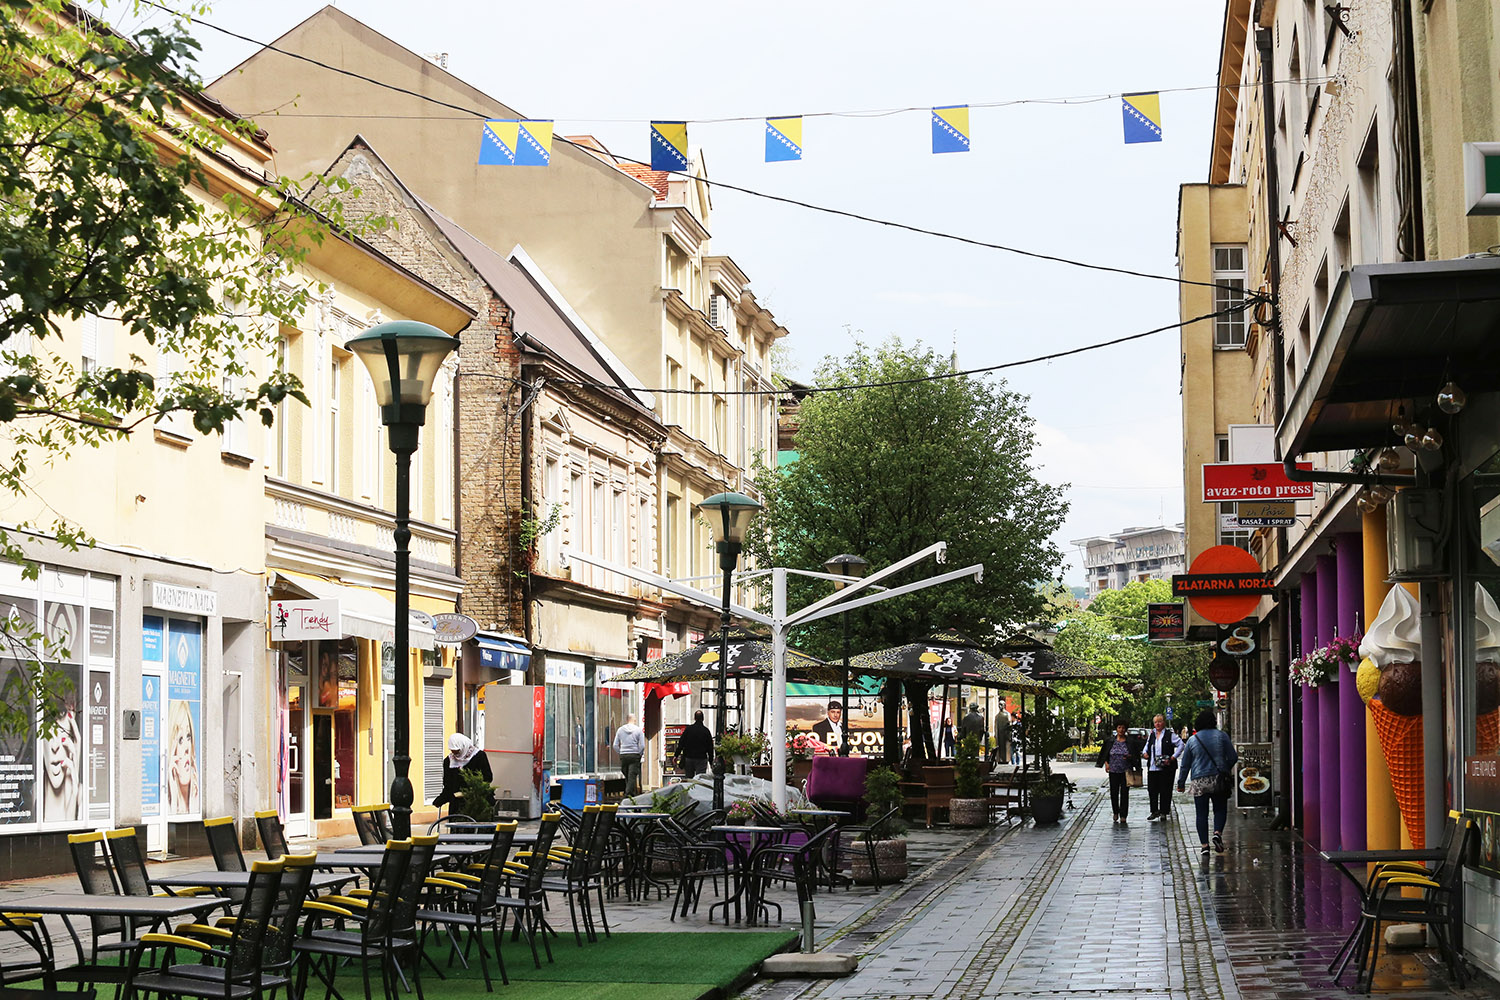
[1474,584,1500,755]
[1358,586,1425,847]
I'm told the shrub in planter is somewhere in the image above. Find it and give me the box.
[949,732,988,827]
[852,766,908,884]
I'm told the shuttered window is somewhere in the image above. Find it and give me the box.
[423,680,445,803]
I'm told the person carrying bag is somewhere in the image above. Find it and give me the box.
[1176,710,1239,855]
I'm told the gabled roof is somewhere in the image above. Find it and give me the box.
[333,138,656,418]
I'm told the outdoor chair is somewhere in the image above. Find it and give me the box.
[371,804,395,841]
[296,840,414,1000]
[123,858,284,1000]
[0,904,58,992]
[750,824,840,926]
[254,810,295,861]
[104,829,214,903]
[837,807,901,883]
[202,817,248,902]
[667,821,732,922]
[350,805,386,847]
[496,813,561,968]
[539,804,617,945]
[805,756,869,819]
[914,766,956,828]
[60,831,135,977]
[416,822,517,992]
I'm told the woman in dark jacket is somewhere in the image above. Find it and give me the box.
[1095,721,1143,824]
[433,733,493,813]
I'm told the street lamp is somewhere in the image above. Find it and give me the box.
[822,554,868,755]
[346,320,460,839]
[699,491,762,810]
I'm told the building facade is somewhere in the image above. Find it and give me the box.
[1071,525,1187,598]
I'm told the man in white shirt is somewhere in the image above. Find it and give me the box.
[1143,713,1185,821]
[612,714,646,796]
[812,701,843,752]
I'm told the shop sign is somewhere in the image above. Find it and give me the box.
[1178,545,1271,625]
[1466,756,1500,878]
[1202,463,1315,502]
[1172,574,1274,596]
[1208,655,1240,692]
[270,600,341,642]
[432,613,478,645]
[1147,603,1185,642]
[147,581,218,617]
[1235,745,1272,807]
[1236,500,1296,527]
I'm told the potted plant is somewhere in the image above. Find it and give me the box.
[785,731,821,785]
[716,730,770,772]
[1020,709,1072,825]
[456,767,499,822]
[949,732,988,826]
[852,765,908,884]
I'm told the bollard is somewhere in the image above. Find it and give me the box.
[801,900,816,952]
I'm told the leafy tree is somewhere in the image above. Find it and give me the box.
[745,338,1068,759]
[0,1,341,735]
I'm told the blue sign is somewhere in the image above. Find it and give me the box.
[1165,706,1174,721]
[140,675,159,815]
[142,615,163,662]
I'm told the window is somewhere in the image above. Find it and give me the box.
[1311,256,1330,332]
[79,312,105,374]
[1357,122,1381,264]
[1331,199,1351,281]
[543,459,561,570]
[328,354,341,491]
[435,369,453,523]
[591,480,606,586]
[664,360,682,424]
[690,377,704,437]
[569,472,584,571]
[713,398,727,454]
[221,371,248,459]
[1219,503,1253,551]
[1216,435,1231,463]
[611,489,625,583]
[637,495,650,572]
[664,495,680,578]
[271,335,289,479]
[1211,245,1247,349]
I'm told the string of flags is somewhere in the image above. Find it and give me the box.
[478,94,1163,167]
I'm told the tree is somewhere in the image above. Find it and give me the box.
[0,2,335,735]
[744,338,1069,759]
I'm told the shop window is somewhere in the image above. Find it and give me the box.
[423,678,445,803]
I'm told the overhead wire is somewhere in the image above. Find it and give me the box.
[145,1,1275,298]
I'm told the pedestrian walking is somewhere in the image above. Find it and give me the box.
[1142,713,1184,821]
[612,713,646,796]
[675,709,714,779]
[1177,710,1239,854]
[1095,721,1142,823]
[1010,712,1024,764]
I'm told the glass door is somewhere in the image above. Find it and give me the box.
[283,646,309,838]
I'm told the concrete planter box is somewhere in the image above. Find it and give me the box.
[851,839,907,884]
[948,797,988,827]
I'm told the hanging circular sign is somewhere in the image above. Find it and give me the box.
[1208,655,1241,692]
[1179,545,1266,624]
[431,613,478,645]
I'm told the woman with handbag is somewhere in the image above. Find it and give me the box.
[1176,710,1239,854]
[1095,721,1142,824]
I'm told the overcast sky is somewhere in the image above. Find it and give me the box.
[115,0,1225,584]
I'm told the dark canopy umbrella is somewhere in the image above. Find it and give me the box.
[609,626,838,685]
[847,627,1056,697]
[995,632,1124,681]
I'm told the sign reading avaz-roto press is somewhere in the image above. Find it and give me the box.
[1202,462,1314,502]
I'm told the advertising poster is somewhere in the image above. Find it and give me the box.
[89,608,114,660]
[1235,743,1273,808]
[0,660,35,826]
[40,661,83,823]
[88,670,110,821]
[140,674,160,817]
[165,619,202,816]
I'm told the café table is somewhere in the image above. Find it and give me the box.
[708,825,790,926]
[0,891,230,971]
[151,870,348,893]
[1319,846,1447,981]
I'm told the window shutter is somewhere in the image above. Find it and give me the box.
[423,680,445,803]
[80,313,99,371]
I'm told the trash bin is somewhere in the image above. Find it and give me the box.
[557,776,600,810]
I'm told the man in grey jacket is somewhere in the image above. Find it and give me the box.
[612,714,645,796]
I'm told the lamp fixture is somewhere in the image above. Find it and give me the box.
[1421,426,1444,452]
[1437,381,1467,415]
[1403,423,1426,450]
[1375,447,1402,473]
[1392,406,1408,438]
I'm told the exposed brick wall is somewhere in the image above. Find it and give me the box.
[326,147,526,634]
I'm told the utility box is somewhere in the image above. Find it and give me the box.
[1387,488,1444,579]
[557,776,600,810]
[481,684,545,818]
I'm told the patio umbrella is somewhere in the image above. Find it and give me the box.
[995,632,1124,681]
[846,627,1056,696]
[609,626,838,685]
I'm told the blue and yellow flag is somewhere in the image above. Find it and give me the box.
[1121,93,1162,144]
[931,105,970,154]
[651,121,689,172]
[479,120,555,165]
[765,116,803,162]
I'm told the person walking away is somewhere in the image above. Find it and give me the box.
[676,710,714,779]
[433,733,493,814]
[1177,710,1239,854]
[1010,712,1024,764]
[612,714,646,796]
[1143,713,1184,821]
[1095,721,1142,824]
[992,708,1012,768]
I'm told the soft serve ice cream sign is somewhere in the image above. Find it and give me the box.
[1356,586,1426,846]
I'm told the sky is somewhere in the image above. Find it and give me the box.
[113,0,1226,584]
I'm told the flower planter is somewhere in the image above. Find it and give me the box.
[851,838,907,884]
[948,797,988,827]
[1031,792,1065,825]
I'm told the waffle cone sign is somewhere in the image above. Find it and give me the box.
[1369,698,1425,849]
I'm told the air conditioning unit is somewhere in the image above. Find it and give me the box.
[1387,488,1445,579]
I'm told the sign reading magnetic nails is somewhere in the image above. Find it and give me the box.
[1175,545,1270,624]
[431,613,478,645]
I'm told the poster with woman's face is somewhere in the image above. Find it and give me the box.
[41,662,82,823]
[166,620,201,816]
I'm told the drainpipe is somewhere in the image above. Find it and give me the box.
[1282,458,1416,488]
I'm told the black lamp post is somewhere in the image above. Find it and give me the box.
[823,554,868,756]
[346,320,459,839]
[699,491,762,810]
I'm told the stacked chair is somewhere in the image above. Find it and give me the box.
[415,822,518,991]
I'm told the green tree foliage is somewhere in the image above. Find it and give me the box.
[0,2,345,735]
[746,339,1068,655]
[1051,579,1211,736]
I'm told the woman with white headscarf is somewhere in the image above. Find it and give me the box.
[432,732,493,812]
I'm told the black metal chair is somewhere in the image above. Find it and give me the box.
[538,805,613,945]
[350,806,385,847]
[124,859,285,1000]
[497,813,561,968]
[371,805,394,842]
[749,824,840,926]
[202,818,246,874]
[836,807,900,884]
[105,829,212,902]
[254,811,291,861]
[416,823,517,991]
[296,841,415,1000]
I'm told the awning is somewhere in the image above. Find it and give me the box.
[1277,257,1500,458]
[274,570,437,650]
[475,632,530,671]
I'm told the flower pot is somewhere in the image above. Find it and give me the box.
[851,838,907,884]
[1031,792,1065,825]
[948,797,988,827]
[792,758,814,786]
